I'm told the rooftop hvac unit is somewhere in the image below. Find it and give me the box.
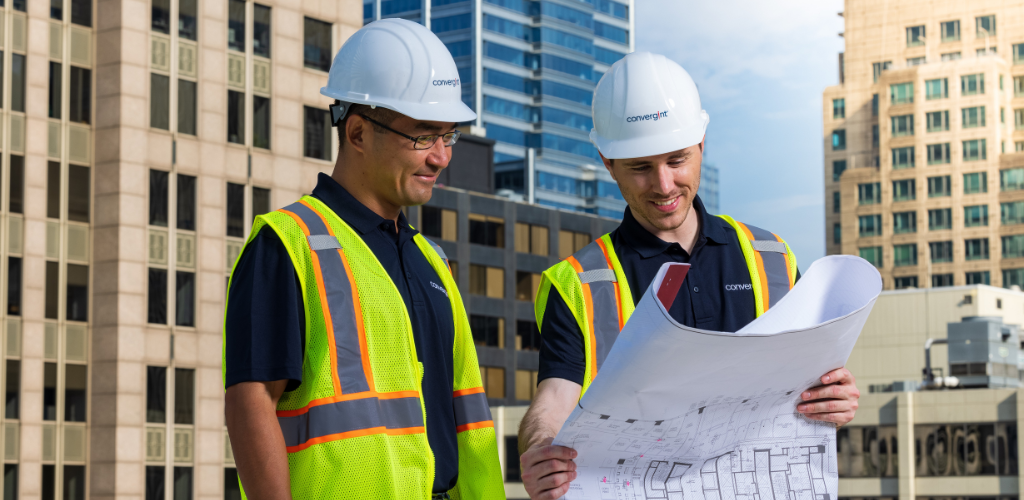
[948,316,1021,389]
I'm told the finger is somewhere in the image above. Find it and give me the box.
[536,479,574,500]
[531,457,575,478]
[536,470,577,492]
[803,382,859,401]
[820,367,852,385]
[797,399,854,414]
[522,445,577,468]
[804,410,855,425]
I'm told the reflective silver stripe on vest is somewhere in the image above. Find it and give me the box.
[744,223,791,308]
[453,391,492,429]
[283,202,371,395]
[307,234,341,251]
[578,268,616,284]
[423,237,448,261]
[573,240,620,373]
[278,396,424,448]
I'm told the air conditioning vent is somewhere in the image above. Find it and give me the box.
[67,223,89,263]
[149,229,168,265]
[44,322,58,360]
[174,427,194,463]
[253,58,271,95]
[11,13,25,52]
[226,239,243,271]
[176,233,196,270]
[6,318,21,357]
[146,426,166,462]
[47,121,61,159]
[69,26,91,67]
[46,221,60,260]
[68,124,90,164]
[8,216,22,255]
[228,53,245,90]
[66,323,87,362]
[151,34,170,72]
[4,422,17,460]
[64,424,86,462]
[179,40,197,78]
[42,424,56,461]
[49,22,61,60]
[10,114,25,154]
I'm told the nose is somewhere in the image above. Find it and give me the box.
[652,164,674,195]
[425,136,450,168]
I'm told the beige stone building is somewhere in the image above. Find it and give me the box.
[824,0,1024,290]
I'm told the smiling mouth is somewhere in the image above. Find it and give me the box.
[653,198,678,206]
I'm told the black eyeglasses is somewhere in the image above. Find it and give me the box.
[359,114,461,150]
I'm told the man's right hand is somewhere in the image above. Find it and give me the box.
[520,437,577,500]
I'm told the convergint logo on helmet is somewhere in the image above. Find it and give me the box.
[626,110,669,123]
[432,78,461,87]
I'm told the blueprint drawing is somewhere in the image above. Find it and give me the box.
[552,256,882,500]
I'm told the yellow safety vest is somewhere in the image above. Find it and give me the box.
[534,215,798,395]
[223,196,505,499]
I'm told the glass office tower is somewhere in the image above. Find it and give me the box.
[364,0,633,219]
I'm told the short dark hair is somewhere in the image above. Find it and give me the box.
[335,103,402,151]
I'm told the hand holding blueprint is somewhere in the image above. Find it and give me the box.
[552,255,882,500]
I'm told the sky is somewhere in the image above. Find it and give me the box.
[634,0,845,266]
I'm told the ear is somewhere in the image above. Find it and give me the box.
[346,114,369,153]
[699,135,705,153]
[600,153,616,181]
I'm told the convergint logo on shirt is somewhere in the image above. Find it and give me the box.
[432,79,460,87]
[431,281,448,297]
[626,110,668,123]
[725,284,753,291]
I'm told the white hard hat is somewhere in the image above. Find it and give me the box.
[320,18,476,124]
[590,52,709,159]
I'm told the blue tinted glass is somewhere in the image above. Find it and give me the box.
[594,46,624,65]
[538,199,578,211]
[433,13,472,33]
[541,54,592,80]
[540,2,592,28]
[596,0,627,19]
[485,69,529,94]
[485,96,533,121]
[484,14,529,40]
[541,80,592,105]
[597,207,623,218]
[432,0,467,5]
[457,65,473,84]
[541,107,592,131]
[592,70,603,82]
[381,0,421,15]
[594,21,628,44]
[445,40,472,57]
[483,0,533,15]
[537,171,580,195]
[485,122,527,146]
[542,133,600,160]
[540,27,593,55]
[363,2,373,19]
[597,181,624,201]
[495,152,524,163]
[484,42,525,66]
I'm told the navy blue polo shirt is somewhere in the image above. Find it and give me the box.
[224,173,459,493]
[538,195,800,385]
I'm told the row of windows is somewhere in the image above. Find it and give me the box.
[482,40,602,82]
[420,205,595,258]
[852,203,1024,236]
[367,0,628,22]
[886,107,1000,139]
[483,68,594,106]
[857,175,990,205]
[859,238,1012,267]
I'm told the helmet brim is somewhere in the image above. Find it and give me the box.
[590,111,709,160]
[321,87,478,124]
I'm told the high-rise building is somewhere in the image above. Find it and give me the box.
[364,0,633,219]
[824,0,1024,290]
[699,162,719,214]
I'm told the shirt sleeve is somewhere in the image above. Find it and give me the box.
[224,226,306,391]
[537,289,586,386]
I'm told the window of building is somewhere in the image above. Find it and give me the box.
[51,0,63,19]
[1015,109,1024,130]
[890,83,913,105]
[11,54,24,113]
[178,80,196,135]
[926,143,950,165]
[891,147,914,169]
[872,61,892,83]
[44,261,59,319]
[558,230,591,259]
[906,56,925,67]
[872,125,879,147]
[303,105,331,160]
[932,274,954,287]
[893,212,916,234]
[65,364,87,421]
[7,257,20,317]
[965,238,989,260]
[470,315,504,347]
[176,174,196,231]
[927,175,951,197]
[977,47,997,57]
[147,366,166,423]
[9,156,23,214]
[515,271,541,301]
[516,321,541,351]
[832,98,845,119]
[146,466,165,500]
[894,276,918,289]
[930,241,953,263]
[859,247,882,267]
[833,191,840,213]
[253,95,271,149]
[964,205,989,227]
[891,115,914,137]
[515,370,538,401]
[63,466,86,499]
[227,90,244,144]
[151,73,170,130]
[941,51,961,61]
[152,0,170,32]
[963,139,987,161]
[962,74,985,95]
[150,170,169,227]
[5,360,19,419]
[46,162,60,219]
[174,368,194,424]
[831,129,846,150]
[832,160,846,182]
[892,179,915,201]
[929,208,952,230]
[1018,141,1024,152]
[833,223,841,245]
[48,62,61,119]
[420,206,457,241]
[976,15,996,37]
[1016,76,1024,97]
[469,214,504,247]
[469,265,504,298]
[964,172,987,194]
[228,0,245,51]
[225,468,242,500]
[940,20,960,41]
[68,165,90,223]
[858,183,881,205]
[858,215,882,237]
[67,264,89,322]
[965,271,990,285]
[1003,235,1024,258]
[148,268,167,324]
[893,245,915,267]
[872,93,878,116]
[925,110,948,132]
[514,223,549,255]
[43,362,57,419]
[962,106,986,128]
[480,366,505,399]
[906,25,925,47]
[254,4,272,57]
[925,78,948,100]
[252,187,271,217]
[226,182,245,238]
[304,17,332,72]
[178,0,196,40]
[1002,169,1024,191]
[174,468,193,500]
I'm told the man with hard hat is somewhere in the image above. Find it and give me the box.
[222,19,504,499]
[517,52,862,499]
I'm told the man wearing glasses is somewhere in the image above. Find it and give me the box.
[222,19,505,499]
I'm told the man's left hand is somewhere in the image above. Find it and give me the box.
[796,368,860,427]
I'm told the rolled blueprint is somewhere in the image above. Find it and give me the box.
[552,255,882,500]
